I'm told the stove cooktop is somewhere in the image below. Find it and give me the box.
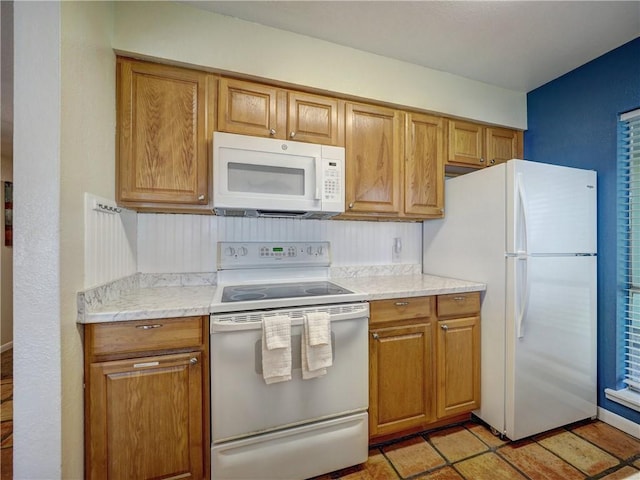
[221,281,353,303]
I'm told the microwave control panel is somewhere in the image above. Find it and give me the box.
[323,163,342,202]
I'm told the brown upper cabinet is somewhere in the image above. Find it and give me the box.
[116,58,216,213]
[218,77,344,146]
[447,119,522,169]
[343,104,444,220]
[344,102,403,216]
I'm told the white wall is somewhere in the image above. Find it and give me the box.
[13,2,62,476]
[14,1,115,477]
[138,215,422,273]
[60,2,115,477]
[112,1,527,129]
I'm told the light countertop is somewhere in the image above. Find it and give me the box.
[78,272,485,324]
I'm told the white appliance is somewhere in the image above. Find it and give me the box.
[213,132,345,219]
[423,159,597,441]
[210,242,369,480]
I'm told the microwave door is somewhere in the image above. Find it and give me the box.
[215,148,321,211]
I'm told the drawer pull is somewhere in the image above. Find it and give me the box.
[454,296,466,301]
[441,324,449,331]
[136,324,163,330]
[133,361,159,368]
[394,301,409,306]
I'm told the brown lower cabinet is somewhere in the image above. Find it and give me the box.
[369,292,481,441]
[83,316,209,480]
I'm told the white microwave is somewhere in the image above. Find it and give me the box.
[213,132,345,219]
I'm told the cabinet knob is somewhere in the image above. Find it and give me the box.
[479,157,485,163]
[269,129,276,136]
[289,131,296,138]
[348,202,354,209]
[490,159,496,165]
[441,324,449,331]
[198,194,205,201]
[372,333,380,340]
[190,357,199,365]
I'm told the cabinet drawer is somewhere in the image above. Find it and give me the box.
[370,297,432,324]
[437,292,481,318]
[88,316,204,357]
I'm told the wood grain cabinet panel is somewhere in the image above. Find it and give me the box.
[447,120,485,167]
[436,315,481,418]
[116,58,215,212]
[485,127,520,166]
[405,113,444,217]
[369,322,435,438]
[345,102,403,215]
[84,316,209,480]
[218,78,343,146]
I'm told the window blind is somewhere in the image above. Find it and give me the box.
[619,108,640,393]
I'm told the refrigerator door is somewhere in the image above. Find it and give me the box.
[504,255,597,440]
[506,160,597,255]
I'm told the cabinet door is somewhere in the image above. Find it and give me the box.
[405,113,444,217]
[485,127,519,166]
[447,120,485,167]
[287,91,344,146]
[218,77,286,138]
[86,352,204,480]
[369,323,435,437]
[345,103,403,215]
[117,59,212,209]
[436,316,480,418]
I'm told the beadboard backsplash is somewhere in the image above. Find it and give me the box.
[84,193,137,288]
[137,214,422,273]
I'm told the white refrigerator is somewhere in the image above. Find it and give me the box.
[423,159,597,440]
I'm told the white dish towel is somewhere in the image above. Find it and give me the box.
[262,315,292,384]
[302,312,332,379]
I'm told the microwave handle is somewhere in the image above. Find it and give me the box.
[314,157,322,200]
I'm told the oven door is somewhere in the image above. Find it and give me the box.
[210,304,369,443]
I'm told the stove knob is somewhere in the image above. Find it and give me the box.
[317,246,324,255]
[238,246,248,256]
[307,246,314,255]
[225,247,236,256]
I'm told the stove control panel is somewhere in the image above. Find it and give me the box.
[218,241,331,269]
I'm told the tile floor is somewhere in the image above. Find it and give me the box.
[312,419,640,480]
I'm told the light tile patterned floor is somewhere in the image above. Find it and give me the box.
[312,419,640,480]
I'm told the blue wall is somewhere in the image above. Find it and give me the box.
[525,37,640,424]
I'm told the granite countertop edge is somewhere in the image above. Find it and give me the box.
[77,271,486,324]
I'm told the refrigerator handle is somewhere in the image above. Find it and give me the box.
[516,173,529,255]
[516,255,530,339]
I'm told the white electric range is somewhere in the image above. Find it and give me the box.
[210,242,369,480]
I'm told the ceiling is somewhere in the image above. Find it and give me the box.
[183,0,640,92]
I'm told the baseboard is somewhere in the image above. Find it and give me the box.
[598,406,640,439]
[0,341,12,353]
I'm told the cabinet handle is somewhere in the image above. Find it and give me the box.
[289,131,296,138]
[136,324,163,330]
[198,194,205,201]
[190,357,199,365]
[490,159,496,165]
[269,128,276,136]
[453,296,466,302]
[479,157,485,163]
[394,301,409,306]
[348,202,354,209]
[441,324,449,330]
[372,333,380,340]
